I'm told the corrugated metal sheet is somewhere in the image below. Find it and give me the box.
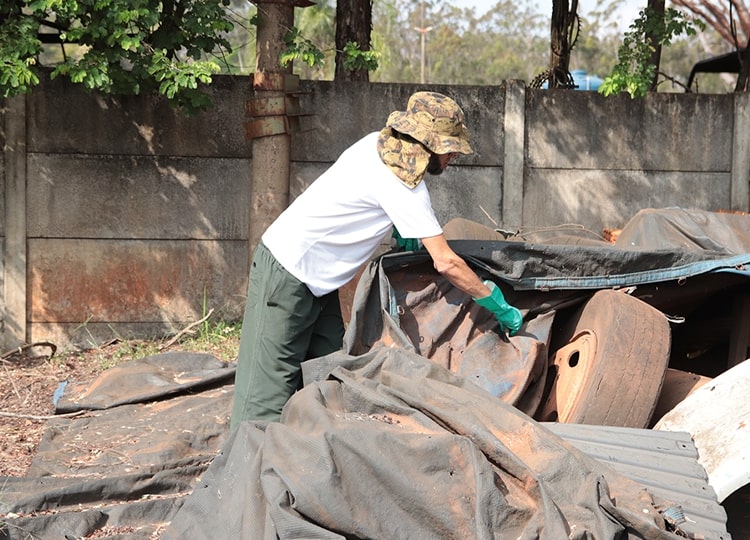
[547,423,731,540]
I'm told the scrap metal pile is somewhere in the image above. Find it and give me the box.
[1,207,748,539]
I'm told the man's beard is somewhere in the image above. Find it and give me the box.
[426,153,445,175]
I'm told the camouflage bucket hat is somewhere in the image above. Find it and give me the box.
[386,91,473,155]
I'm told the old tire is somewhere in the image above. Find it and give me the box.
[536,289,671,428]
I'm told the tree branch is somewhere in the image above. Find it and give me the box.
[158,309,214,351]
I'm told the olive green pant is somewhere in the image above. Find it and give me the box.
[230,242,344,429]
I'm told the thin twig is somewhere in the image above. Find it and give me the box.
[159,308,215,351]
[2,363,24,402]
[478,205,499,227]
[657,71,690,92]
[0,410,88,420]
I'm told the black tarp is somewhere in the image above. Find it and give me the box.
[687,48,746,89]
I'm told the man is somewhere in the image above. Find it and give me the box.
[230,91,522,428]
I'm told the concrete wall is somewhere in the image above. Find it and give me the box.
[525,91,746,231]
[3,76,254,350]
[2,76,749,351]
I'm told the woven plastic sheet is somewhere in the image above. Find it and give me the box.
[0,353,235,539]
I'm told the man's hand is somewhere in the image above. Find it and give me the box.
[473,280,523,336]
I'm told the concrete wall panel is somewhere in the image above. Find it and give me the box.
[523,170,731,230]
[290,162,329,200]
[527,90,734,172]
[428,166,504,227]
[1,105,5,338]
[0,159,4,237]
[26,73,252,157]
[1,103,5,238]
[28,238,248,323]
[294,81,505,167]
[27,155,250,239]
[28,321,196,351]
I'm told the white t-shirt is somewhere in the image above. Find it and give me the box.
[262,131,443,296]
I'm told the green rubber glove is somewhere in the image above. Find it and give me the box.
[391,227,422,252]
[473,280,523,336]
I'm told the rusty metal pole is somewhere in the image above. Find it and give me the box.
[246,1,294,261]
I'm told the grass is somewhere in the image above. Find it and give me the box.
[65,314,243,372]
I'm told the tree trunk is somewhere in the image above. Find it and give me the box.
[549,0,578,88]
[736,46,750,91]
[647,0,666,90]
[335,0,372,81]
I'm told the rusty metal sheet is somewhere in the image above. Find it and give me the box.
[246,96,287,117]
[244,80,305,140]
[548,423,731,540]
[374,257,551,417]
[284,95,300,116]
[245,96,301,118]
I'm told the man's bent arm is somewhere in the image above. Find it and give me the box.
[421,234,491,298]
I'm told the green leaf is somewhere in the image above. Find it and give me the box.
[600,7,701,98]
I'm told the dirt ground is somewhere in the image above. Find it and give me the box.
[0,336,240,478]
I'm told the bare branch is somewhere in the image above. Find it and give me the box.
[158,309,215,351]
[673,0,749,46]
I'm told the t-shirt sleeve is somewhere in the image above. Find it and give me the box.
[380,181,443,239]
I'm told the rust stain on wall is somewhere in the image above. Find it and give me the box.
[28,239,247,323]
